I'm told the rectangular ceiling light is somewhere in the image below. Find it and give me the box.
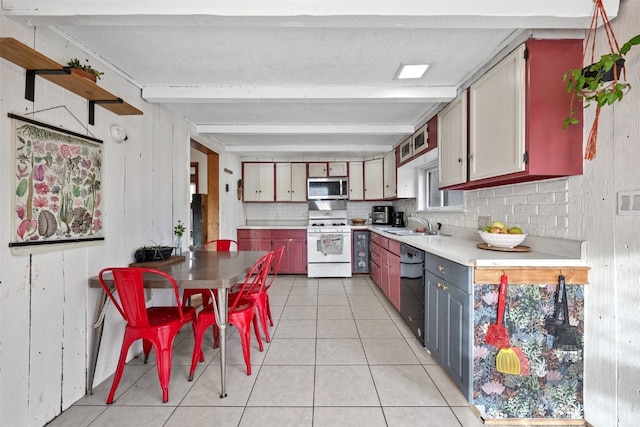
[396,64,430,79]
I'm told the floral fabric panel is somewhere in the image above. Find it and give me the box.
[13,117,103,244]
[473,283,584,420]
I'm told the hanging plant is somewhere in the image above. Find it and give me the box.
[563,0,640,160]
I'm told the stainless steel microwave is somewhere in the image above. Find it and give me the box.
[307,177,349,200]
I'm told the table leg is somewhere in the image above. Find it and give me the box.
[87,289,109,394]
[216,288,228,398]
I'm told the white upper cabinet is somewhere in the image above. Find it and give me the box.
[398,137,413,163]
[275,162,307,202]
[364,158,384,200]
[307,162,327,177]
[348,161,364,200]
[469,43,526,181]
[412,122,429,156]
[328,161,348,176]
[438,92,468,188]
[243,163,275,202]
[309,161,348,177]
[383,151,397,199]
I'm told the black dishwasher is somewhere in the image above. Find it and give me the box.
[400,244,425,345]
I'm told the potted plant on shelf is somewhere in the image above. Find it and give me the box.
[66,58,104,82]
[562,0,640,160]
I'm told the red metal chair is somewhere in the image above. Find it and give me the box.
[189,251,274,379]
[229,245,285,342]
[201,239,239,251]
[97,267,199,404]
[182,239,239,308]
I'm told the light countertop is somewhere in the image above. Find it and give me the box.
[368,226,586,268]
[235,223,586,268]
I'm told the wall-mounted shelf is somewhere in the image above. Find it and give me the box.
[474,267,589,285]
[0,37,143,125]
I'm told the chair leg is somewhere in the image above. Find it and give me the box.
[266,293,274,327]
[256,298,271,343]
[107,333,134,404]
[154,332,177,403]
[142,339,152,364]
[212,324,220,349]
[190,314,214,381]
[190,320,204,363]
[238,325,253,375]
[252,313,264,352]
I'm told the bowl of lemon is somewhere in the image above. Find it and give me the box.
[478,221,527,248]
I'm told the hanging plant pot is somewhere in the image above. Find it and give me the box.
[562,0,640,160]
[581,58,625,86]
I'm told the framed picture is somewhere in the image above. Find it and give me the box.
[9,113,105,249]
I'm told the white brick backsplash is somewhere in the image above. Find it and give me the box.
[527,192,556,204]
[530,215,558,226]
[245,177,569,239]
[517,182,541,194]
[538,178,568,192]
[505,195,529,205]
[538,204,568,215]
[494,186,515,196]
[554,192,568,203]
[514,204,539,215]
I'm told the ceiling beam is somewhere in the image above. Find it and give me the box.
[196,124,413,134]
[3,0,618,21]
[225,144,393,153]
[143,86,458,103]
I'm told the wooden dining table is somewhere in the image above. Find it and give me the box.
[87,250,267,398]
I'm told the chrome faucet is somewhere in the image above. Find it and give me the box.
[409,215,434,233]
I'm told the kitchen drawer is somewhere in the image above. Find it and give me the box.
[370,242,380,257]
[387,240,401,255]
[237,229,271,239]
[370,250,380,267]
[378,236,389,251]
[271,229,305,239]
[371,232,381,246]
[424,253,471,294]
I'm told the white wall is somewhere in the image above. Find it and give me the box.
[0,19,243,426]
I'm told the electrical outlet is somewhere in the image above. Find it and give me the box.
[617,191,640,215]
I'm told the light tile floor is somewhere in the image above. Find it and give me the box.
[47,276,486,427]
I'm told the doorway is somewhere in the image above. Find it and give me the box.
[190,138,219,248]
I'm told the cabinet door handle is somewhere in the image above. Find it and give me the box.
[457,158,463,163]
[438,265,445,273]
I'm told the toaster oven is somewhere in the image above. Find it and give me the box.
[372,206,393,225]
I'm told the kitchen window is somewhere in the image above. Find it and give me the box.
[417,161,465,211]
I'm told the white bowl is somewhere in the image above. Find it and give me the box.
[478,231,527,248]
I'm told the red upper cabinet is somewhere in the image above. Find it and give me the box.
[441,39,583,190]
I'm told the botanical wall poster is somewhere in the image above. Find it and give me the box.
[9,114,104,248]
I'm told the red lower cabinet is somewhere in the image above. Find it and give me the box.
[370,233,401,311]
[238,229,307,274]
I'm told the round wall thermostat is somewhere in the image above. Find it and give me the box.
[110,125,128,142]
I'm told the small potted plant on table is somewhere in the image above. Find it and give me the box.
[174,220,186,256]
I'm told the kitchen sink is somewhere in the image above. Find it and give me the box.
[383,228,445,236]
